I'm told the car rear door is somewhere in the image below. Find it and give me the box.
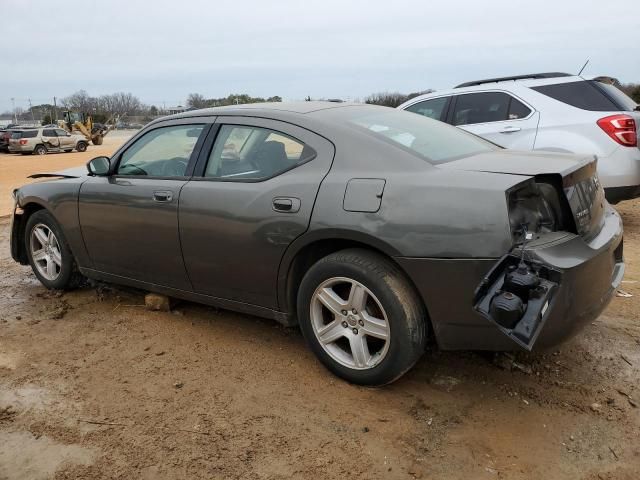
[448,91,540,150]
[179,117,335,309]
[78,120,210,290]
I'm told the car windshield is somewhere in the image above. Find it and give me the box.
[344,109,497,164]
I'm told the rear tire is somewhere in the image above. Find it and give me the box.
[25,210,83,290]
[297,248,427,385]
[76,141,88,152]
[34,145,47,155]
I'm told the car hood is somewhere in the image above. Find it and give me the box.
[28,165,88,179]
[437,150,596,177]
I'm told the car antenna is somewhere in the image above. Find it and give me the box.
[577,59,590,77]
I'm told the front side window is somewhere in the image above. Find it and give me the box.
[42,129,56,137]
[405,97,448,120]
[117,124,204,177]
[204,125,315,180]
[452,92,512,125]
[55,129,68,136]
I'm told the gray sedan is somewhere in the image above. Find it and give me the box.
[10,102,624,385]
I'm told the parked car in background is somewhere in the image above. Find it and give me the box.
[1,126,23,152]
[8,127,89,155]
[398,73,640,203]
[10,102,623,385]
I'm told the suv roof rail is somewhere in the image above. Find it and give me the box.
[455,72,572,88]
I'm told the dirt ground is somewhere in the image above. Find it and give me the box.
[0,153,639,479]
[0,131,133,216]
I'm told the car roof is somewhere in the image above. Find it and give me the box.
[398,74,595,106]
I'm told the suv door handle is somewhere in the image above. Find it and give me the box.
[500,126,522,133]
[273,197,300,213]
[153,191,173,202]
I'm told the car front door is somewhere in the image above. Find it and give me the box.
[78,121,209,290]
[449,91,540,150]
[41,128,60,151]
[179,117,335,309]
[55,128,74,149]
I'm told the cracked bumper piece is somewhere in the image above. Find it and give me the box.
[397,205,624,351]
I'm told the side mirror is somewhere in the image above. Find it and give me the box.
[87,156,111,176]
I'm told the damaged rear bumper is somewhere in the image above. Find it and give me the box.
[397,204,624,351]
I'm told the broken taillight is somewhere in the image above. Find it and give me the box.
[597,114,637,147]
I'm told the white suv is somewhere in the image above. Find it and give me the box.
[398,73,640,203]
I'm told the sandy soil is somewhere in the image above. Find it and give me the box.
[0,188,639,478]
[0,131,133,216]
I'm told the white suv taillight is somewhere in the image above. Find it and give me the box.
[597,114,637,147]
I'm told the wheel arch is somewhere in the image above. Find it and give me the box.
[278,230,433,336]
[12,201,47,264]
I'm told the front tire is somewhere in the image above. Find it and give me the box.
[298,249,427,385]
[76,141,88,152]
[25,210,82,290]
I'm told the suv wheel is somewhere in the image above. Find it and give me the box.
[298,248,427,385]
[34,145,47,155]
[25,210,83,290]
[76,141,88,152]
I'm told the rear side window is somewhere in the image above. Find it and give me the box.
[405,97,448,121]
[508,98,532,119]
[531,81,622,111]
[14,130,38,138]
[205,125,315,181]
[452,92,511,125]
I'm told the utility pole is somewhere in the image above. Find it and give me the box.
[28,98,35,124]
[53,96,58,121]
[11,97,17,124]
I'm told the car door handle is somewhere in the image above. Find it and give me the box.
[500,126,522,133]
[272,197,300,213]
[153,191,173,202]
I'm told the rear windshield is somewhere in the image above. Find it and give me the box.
[344,109,496,164]
[12,130,37,139]
[531,80,635,112]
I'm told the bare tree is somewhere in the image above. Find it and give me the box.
[62,90,96,112]
[187,93,207,109]
[364,90,435,108]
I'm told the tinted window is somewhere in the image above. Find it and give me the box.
[14,130,38,138]
[205,125,315,180]
[508,98,532,119]
[595,82,638,112]
[452,92,511,125]
[345,109,496,165]
[405,97,448,120]
[531,81,621,111]
[42,129,56,137]
[117,124,204,177]
[55,129,68,136]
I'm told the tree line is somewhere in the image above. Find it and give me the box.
[4,82,639,127]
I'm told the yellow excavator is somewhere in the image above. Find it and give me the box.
[57,111,116,146]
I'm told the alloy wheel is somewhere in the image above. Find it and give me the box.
[310,277,390,370]
[30,223,62,281]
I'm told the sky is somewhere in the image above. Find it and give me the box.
[1,0,638,113]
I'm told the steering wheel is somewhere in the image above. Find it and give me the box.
[162,157,188,176]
